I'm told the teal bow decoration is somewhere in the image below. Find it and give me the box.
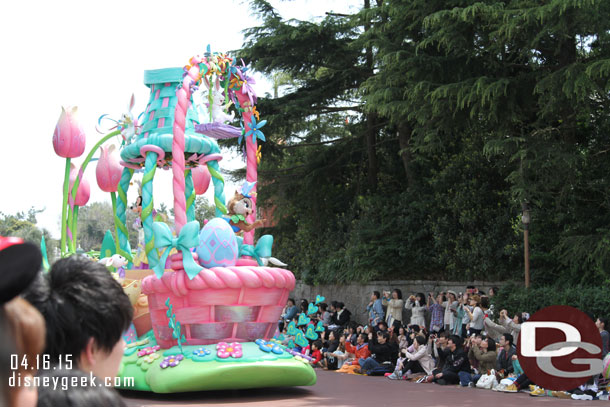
[237,234,273,266]
[152,221,203,279]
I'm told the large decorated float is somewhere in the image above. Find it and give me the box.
[51,48,316,392]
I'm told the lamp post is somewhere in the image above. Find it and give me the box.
[521,202,531,288]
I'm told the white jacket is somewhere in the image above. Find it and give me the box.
[404,345,435,375]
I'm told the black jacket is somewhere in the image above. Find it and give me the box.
[443,348,471,374]
[497,346,516,373]
[368,339,395,364]
[332,309,351,327]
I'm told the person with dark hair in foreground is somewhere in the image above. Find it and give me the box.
[24,256,133,381]
[37,369,127,407]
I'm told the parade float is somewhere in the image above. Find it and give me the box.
[51,48,316,392]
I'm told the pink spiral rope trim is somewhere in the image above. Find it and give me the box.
[236,93,257,246]
[141,266,295,296]
[172,66,201,233]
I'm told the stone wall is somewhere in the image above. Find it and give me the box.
[289,280,508,326]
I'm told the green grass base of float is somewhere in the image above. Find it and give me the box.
[116,331,317,393]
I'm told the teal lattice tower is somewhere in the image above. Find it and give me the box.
[117,68,226,267]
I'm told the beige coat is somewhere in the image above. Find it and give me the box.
[383,298,404,325]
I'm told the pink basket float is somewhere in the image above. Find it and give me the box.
[142,267,295,348]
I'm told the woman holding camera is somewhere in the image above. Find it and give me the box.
[406,293,426,328]
[382,289,404,328]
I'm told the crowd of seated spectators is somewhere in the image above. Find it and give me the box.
[278,286,610,401]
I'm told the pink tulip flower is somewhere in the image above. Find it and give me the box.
[192,165,211,195]
[96,144,123,192]
[53,107,86,158]
[69,164,90,206]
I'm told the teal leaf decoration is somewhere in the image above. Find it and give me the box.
[307,303,319,315]
[315,295,325,305]
[305,325,318,340]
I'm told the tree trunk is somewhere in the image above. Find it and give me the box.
[364,0,378,192]
[398,123,414,187]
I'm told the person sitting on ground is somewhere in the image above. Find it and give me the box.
[359,331,396,375]
[496,333,516,376]
[345,322,359,345]
[596,317,609,356]
[388,335,434,380]
[331,302,351,328]
[310,340,323,367]
[367,291,384,326]
[406,293,426,328]
[24,256,133,380]
[382,289,404,328]
[279,298,298,331]
[326,334,349,370]
[428,331,450,372]
[319,303,332,328]
[397,326,409,350]
[427,292,446,334]
[321,330,340,368]
[429,335,471,385]
[464,295,484,336]
[338,333,371,374]
[460,337,497,387]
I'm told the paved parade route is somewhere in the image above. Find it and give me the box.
[120,370,594,407]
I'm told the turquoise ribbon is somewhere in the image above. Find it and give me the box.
[152,221,203,279]
[237,234,273,266]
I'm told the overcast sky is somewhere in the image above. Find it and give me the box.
[0,0,356,240]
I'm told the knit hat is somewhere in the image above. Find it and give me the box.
[0,236,42,304]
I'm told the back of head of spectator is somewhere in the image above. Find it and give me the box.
[377,321,388,331]
[37,368,127,407]
[330,301,338,312]
[415,292,425,303]
[319,303,327,312]
[24,256,133,381]
[480,296,490,310]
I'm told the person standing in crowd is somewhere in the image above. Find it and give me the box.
[382,289,404,329]
[454,293,471,337]
[443,291,458,333]
[367,291,385,326]
[597,317,609,356]
[427,292,446,333]
[464,295,484,336]
[406,293,426,328]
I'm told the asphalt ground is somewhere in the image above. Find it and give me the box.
[120,369,599,406]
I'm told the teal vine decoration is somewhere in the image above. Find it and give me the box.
[165,298,186,354]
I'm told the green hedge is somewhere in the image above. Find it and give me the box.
[492,282,610,321]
